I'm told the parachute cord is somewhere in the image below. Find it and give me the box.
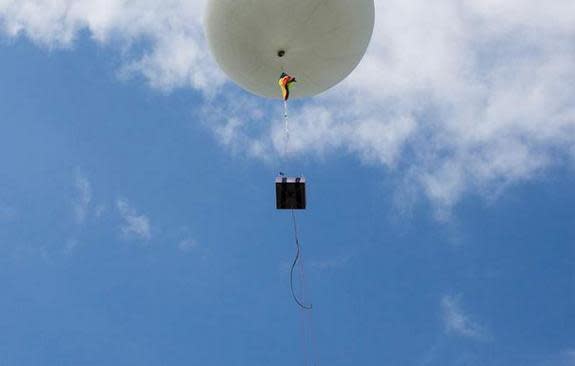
[283,100,290,157]
[290,209,312,310]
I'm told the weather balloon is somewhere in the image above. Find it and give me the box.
[205,0,375,99]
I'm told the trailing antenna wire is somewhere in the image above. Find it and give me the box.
[290,209,312,310]
[283,100,290,157]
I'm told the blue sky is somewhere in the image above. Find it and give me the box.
[1,1,575,365]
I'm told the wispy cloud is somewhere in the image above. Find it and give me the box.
[538,349,575,366]
[308,255,351,271]
[73,172,92,224]
[551,350,575,366]
[116,199,151,241]
[178,238,198,252]
[441,294,488,341]
[562,350,575,366]
[2,0,575,216]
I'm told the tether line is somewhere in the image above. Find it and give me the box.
[290,209,312,310]
[283,100,290,157]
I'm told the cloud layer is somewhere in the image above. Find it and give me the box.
[117,199,151,241]
[2,0,575,214]
[0,0,222,91]
[441,294,487,340]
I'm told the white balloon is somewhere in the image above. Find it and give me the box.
[205,0,375,99]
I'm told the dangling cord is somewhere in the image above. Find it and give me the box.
[290,209,312,310]
[283,100,290,157]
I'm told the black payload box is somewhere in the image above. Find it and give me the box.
[275,176,306,210]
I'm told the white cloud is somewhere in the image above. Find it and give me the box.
[116,199,151,241]
[441,294,487,340]
[178,238,198,252]
[308,255,351,271]
[0,0,224,93]
[2,0,575,215]
[73,172,92,224]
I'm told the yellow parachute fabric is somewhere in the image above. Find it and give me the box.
[278,73,296,101]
